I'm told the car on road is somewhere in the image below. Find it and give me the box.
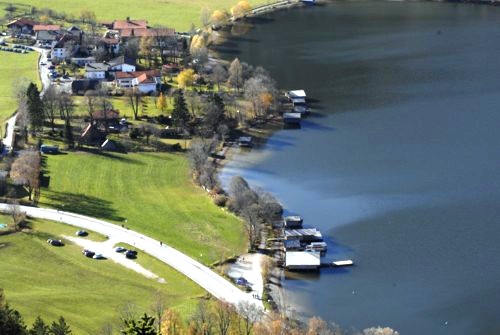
[48,65,55,70]
[93,253,105,260]
[76,230,88,237]
[115,246,127,253]
[47,239,64,246]
[40,62,46,66]
[82,249,95,258]
[125,250,137,259]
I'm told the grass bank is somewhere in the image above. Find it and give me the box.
[39,151,246,264]
[0,50,40,123]
[2,0,266,31]
[0,217,204,334]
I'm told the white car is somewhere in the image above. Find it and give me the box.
[93,253,105,260]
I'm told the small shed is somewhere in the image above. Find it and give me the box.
[238,136,253,147]
[283,112,301,125]
[283,216,303,229]
[285,228,323,242]
[285,251,320,271]
[283,239,302,251]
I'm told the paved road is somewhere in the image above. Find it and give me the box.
[0,204,262,310]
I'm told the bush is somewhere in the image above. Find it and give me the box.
[129,128,141,139]
[172,143,182,151]
[213,195,227,207]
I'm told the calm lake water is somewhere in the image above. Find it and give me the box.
[218,2,500,334]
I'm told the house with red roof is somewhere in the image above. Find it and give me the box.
[114,70,161,94]
[6,18,39,36]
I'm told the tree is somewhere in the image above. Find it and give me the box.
[26,83,43,134]
[140,36,154,68]
[201,94,226,137]
[161,309,183,335]
[211,10,229,26]
[156,93,167,113]
[57,93,75,148]
[29,316,49,335]
[9,202,27,232]
[242,204,261,250]
[228,58,243,92]
[200,7,211,27]
[49,317,71,335]
[176,69,195,89]
[214,301,235,335]
[42,86,58,132]
[84,90,98,125]
[10,151,40,201]
[5,4,16,20]
[126,89,143,120]
[171,90,190,128]
[211,64,227,91]
[123,38,140,60]
[141,124,156,145]
[150,291,165,334]
[121,313,159,335]
[231,1,252,19]
[189,300,214,335]
[0,303,27,335]
[237,301,261,335]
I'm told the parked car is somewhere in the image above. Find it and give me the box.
[82,249,95,258]
[93,253,105,260]
[40,62,46,66]
[48,65,55,70]
[125,250,137,259]
[47,239,64,246]
[76,230,88,236]
[115,246,127,253]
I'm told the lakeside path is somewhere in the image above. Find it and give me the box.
[0,203,263,310]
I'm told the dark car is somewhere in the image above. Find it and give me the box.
[125,250,137,259]
[76,230,88,237]
[47,238,64,246]
[82,249,95,258]
[48,65,55,70]
[115,246,127,253]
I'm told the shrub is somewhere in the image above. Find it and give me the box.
[214,195,227,207]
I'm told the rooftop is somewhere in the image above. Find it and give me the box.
[113,19,148,31]
[34,24,61,31]
[285,251,320,268]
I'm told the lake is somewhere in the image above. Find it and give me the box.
[218,2,500,334]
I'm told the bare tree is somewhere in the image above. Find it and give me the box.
[10,150,41,201]
[228,58,243,92]
[123,38,140,60]
[126,88,143,120]
[42,85,59,131]
[237,301,262,335]
[84,89,98,125]
[189,299,215,335]
[188,138,217,184]
[212,64,228,91]
[242,204,261,250]
[214,300,236,335]
[150,290,166,333]
[9,202,27,232]
[185,91,203,117]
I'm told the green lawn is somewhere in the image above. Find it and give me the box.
[0,50,40,123]
[0,217,204,334]
[3,0,268,31]
[39,151,246,264]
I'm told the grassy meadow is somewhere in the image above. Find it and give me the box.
[0,50,40,123]
[0,217,204,334]
[3,0,268,31]
[39,151,247,264]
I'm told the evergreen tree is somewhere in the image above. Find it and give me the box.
[49,317,71,335]
[26,83,44,133]
[121,313,158,335]
[0,304,27,335]
[64,122,74,149]
[29,316,49,335]
[171,90,190,128]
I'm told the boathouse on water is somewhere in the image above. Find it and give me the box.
[283,216,303,229]
[285,251,321,270]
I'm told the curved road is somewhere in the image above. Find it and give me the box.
[0,204,261,310]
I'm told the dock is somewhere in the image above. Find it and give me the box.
[283,215,303,229]
[285,251,321,271]
[283,112,301,125]
[320,260,354,268]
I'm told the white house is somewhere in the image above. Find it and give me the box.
[85,62,108,79]
[107,55,136,72]
[114,70,160,93]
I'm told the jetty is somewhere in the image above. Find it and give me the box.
[283,112,301,126]
[321,260,354,268]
